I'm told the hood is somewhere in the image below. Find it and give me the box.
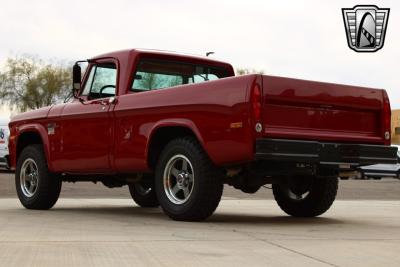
[10,106,53,124]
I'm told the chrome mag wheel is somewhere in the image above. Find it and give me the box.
[20,158,39,198]
[163,154,194,205]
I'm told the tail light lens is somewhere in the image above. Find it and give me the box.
[382,90,391,145]
[251,83,262,122]
[251,83,262,133]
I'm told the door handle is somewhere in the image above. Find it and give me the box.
[99,97,117,110]
[99,100,108,111]
[100,97,117,105]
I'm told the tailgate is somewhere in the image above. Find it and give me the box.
[261,76,388,144]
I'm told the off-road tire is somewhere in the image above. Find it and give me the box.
[272,176,338,217]
[129,175,159,208]
[15,145,62,210]
[155,137,223,221]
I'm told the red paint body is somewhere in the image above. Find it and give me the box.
[8,49,391,173]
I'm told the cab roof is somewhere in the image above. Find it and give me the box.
[90,48,232,68]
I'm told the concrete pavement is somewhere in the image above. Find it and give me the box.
[0,198,399,267]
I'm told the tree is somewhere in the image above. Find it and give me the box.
[134,72,182,90]
[0,55,71,112]
[236,68,264,75]
[139,72,161,90]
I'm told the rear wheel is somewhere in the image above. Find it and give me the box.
[128,175,159,208]
[272,175,338,217]
[15,145,62,210]
[155,137,223,221]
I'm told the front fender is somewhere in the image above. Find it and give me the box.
[15,123,53,172]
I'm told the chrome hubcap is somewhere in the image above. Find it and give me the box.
[20,158,39,198]
[163,154,194,205]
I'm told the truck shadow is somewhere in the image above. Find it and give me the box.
[47,205,345,226]
[208,213,344,225]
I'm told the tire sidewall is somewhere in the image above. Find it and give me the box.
[155,143,206,216]
[273,176,338,217]
[15,145,61,210]
[128,176,159,208]
[277,178,317,206]
[15,146,46,206]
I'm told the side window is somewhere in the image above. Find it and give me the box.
[82,63,117,98]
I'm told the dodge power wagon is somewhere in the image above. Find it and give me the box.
[8,49,398,221]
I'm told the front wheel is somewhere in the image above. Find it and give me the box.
[15,145,62,210]
[155,137,223,221]
[272,176,338,217]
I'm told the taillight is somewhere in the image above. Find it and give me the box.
[382,90,391,145]
[251,83,262,132]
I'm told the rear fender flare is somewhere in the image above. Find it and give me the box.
[145,119,207,163]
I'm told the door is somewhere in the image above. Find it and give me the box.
[55,63,117,172]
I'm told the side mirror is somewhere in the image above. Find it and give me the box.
[73,63,82,92]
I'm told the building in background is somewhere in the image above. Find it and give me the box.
[392,109,400,145]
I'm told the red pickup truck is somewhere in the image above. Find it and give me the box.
[8,49,398,221]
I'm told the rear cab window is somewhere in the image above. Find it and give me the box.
[131,59,230,92]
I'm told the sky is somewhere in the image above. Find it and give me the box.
[0,0,399,119]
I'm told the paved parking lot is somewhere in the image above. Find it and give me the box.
[1,170,399,266]
[0,199,399,267]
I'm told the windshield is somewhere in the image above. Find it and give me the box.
[132,59,230,92]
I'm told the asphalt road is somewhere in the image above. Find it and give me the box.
[1,170,400,200]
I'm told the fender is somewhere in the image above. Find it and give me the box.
[145,118,207,164]
[16,123,54,172]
